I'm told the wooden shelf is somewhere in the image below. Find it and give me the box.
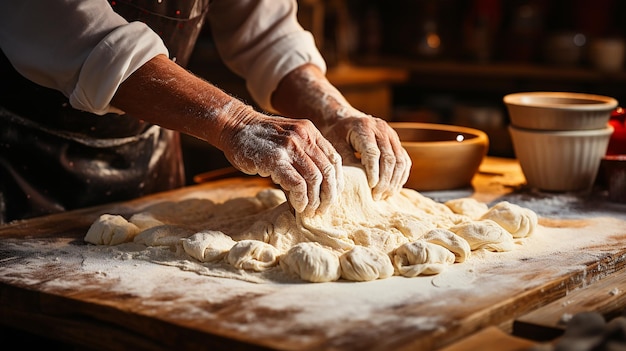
[356,56,626,84]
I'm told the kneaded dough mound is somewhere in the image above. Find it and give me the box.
[84,165,539,283]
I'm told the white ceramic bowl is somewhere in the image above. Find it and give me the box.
[390,122,489,191]
[504,92,618,130]
[509,124,614,192]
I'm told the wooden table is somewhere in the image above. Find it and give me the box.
[1,157,625,351]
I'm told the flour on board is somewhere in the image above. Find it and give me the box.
[84,165,539,283]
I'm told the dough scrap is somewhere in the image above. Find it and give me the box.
[182,231,236,262]
[280,242,341,283]
[134,225,194,247]
[480,201,538,238]
[339,246,394,281]
[85,214,140,245]
[422,228,471,263]
[392,241,456,277]
[226,240,280,271]
[449,220,515,252]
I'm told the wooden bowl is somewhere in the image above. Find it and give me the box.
[390,122,489,191]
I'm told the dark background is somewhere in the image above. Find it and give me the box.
[182,0,626,183]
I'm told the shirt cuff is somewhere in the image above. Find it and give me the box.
[69,21,169,115]
[245,30,327,113]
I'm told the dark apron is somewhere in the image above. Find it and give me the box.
[0,0,210,223]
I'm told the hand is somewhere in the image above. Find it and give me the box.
[219,111,344,216]
[322,112,411,201]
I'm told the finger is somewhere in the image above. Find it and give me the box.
[269,159,309,214]
[316,150,343,215]
[348,129,380,189]
[383,143,412,198]
[295,136,343,216]
[282,142,327,217]
[312,136,343,214]
[371,136,395,200]
[398,147,412,188]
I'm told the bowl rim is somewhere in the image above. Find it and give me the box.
[508,124,614,136]
[503,91,618,111]
[389,122,489,146]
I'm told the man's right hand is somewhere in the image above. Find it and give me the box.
[219,109,344,217]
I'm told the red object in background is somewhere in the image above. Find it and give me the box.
[607,107,626,155]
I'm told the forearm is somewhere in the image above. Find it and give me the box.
[271,64,367,131]
[111,54,252,150]
[272,63,411,199]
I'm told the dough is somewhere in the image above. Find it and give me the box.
[449,220,515,252]
[479,201,538,238]
[182,231,236,262]
[84,165,539,283]
[422,228,471,263]
[226,240,280,271]
[444,198,489,220]
[392,241,456,277]
[134,225,194,247]
[280,242,341,283]
[339,246,394,281]
[85,214,140,245]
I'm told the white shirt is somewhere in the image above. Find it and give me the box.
[0,0,326,115]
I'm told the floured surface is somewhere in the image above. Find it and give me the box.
[2,158,626,350]
[2,175,626,350]
[82,166,539,283]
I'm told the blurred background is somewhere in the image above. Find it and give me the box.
[182,0,626,184]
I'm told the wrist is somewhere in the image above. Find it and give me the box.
[214,102,257,152]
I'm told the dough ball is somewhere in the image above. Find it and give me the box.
[422,228,471,263]
[279,242,341,283]
[182,231,236,262]
[339,246,394,281]
[85,214,140,245]
[480,201,538,238]
[444,198,489,220]
[391,241,456,277]
[449,219,514,252]
[226,240,280,271]
[134,225,194,247]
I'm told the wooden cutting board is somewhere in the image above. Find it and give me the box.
[1,161,626,351]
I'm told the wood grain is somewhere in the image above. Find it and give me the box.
[513,265,626,341]
[1,165,626,351]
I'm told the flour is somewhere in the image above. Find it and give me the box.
[82,165,543,283]
[427,185,626,221]
[2,214,625,346]
[3,163,626,349]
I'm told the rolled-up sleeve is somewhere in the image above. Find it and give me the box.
[208,0,326,113]
[0,0,168,115]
